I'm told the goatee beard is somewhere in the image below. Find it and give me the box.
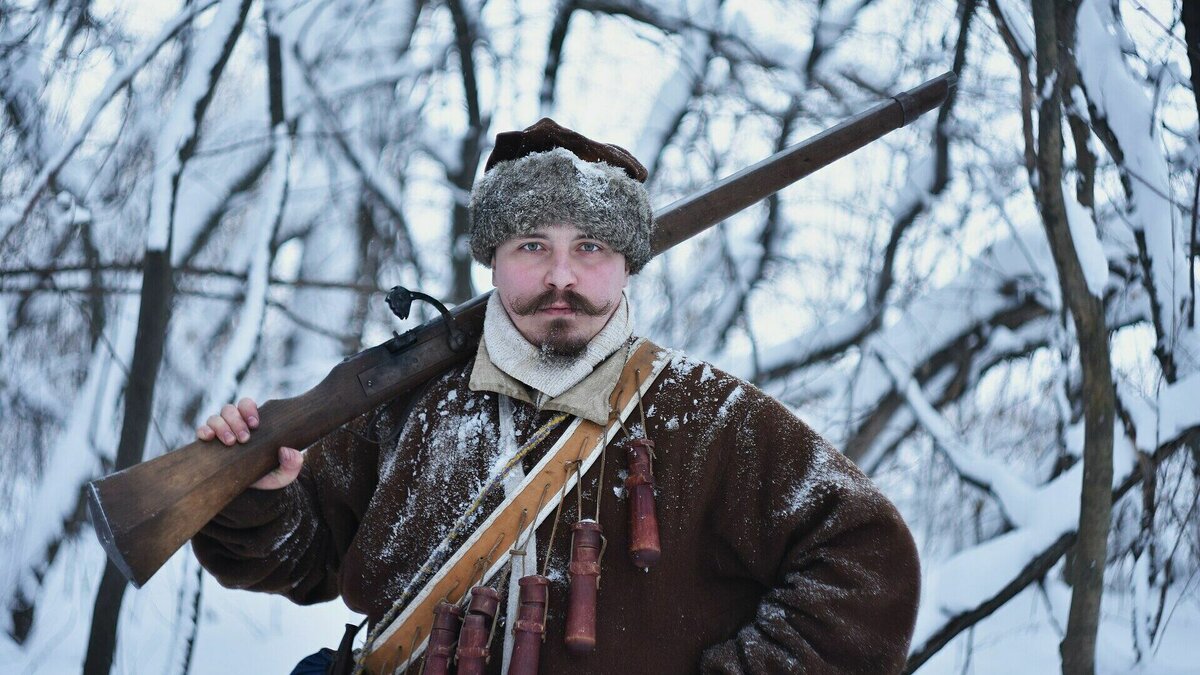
[538,318,589,364]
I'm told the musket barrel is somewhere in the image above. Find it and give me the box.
[651,72,956,254]
[85,71,955,589]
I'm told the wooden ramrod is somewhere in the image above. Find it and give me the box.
[86,72,955,588]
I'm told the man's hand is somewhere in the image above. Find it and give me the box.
[196,397,303,490]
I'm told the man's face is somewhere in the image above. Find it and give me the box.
[492,224,629,360]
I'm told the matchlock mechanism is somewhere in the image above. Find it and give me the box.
[385,286,468,353]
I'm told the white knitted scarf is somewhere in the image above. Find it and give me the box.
[483,290,631,399]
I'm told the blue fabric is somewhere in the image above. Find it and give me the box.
[289,648,335,675]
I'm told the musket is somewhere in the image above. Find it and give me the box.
[86,72,955,588]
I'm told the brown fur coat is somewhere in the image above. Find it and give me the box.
[194,343,919,673]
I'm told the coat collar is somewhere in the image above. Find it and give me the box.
[469,328,631,426]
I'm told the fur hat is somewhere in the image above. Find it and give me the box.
[469,118,654,273]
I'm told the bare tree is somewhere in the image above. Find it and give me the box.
[1030,2,1115,671]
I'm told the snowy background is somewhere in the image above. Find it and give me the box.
[2,0,1199,673]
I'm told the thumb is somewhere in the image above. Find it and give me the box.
[250,446,303,490]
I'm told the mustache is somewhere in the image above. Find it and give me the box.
[508,289,612,317]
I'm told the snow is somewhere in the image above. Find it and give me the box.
[3,1,1198,673]
[1117,372,1200,453]
[170,141,272,266]
[0,537,356,674]
[1131,550,1152,659]
[147,0,249,252]
[746,222,1060,442]
[719,6,801,72]
[777,442,859,519]
[1062,188,1109,298]
[877,351,1036,526]
[890,155,935,219]
[632,0,716,172]
[994,0,1034,57]
[277,167,367,393]
[560,148,635,197]
[916,582,1200,674]
[738,211,1069,411]
[201,125,291,412]
[0,300,136,620]
[913,460,1080,643]
[1156,372,1200,439]
[1039,72,1058,104]
[0,15,90,234]
[294,60,414,234]
[633,52,703,173]
[813,0,868,53]
[715,384,744,420]
[747,306,874,377]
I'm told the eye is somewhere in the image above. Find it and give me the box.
[519,242,544,252]
[578,242,603,253]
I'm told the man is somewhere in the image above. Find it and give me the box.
[194,119,920,673]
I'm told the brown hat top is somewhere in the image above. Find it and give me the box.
[484,118,648,182]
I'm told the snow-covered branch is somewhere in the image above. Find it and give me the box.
[1,0,221,233]
[291,47,425,283]
[875,349,1036,525]
[1074,0,1198,381]
[907,383,1200,671]
[0,302,136,639]
[201,125,292,412]
[147,0,254,253]
[631,0,718,178]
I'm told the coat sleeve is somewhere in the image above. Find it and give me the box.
[191,403,397,605]
[700,395,920,674]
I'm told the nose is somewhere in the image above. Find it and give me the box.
[544,249,577,290]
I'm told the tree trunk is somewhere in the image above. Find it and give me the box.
[82,249,175,675]
[1031,3,1116,674]
[446,0,486,303]
[81,1,253,670]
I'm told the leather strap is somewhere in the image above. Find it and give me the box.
[361,340,668,674]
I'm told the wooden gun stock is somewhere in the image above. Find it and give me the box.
[89,292,490,588]
[87,72,955,588]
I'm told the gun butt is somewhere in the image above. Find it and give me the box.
[86,436,279,587]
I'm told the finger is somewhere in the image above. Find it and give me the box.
[278,446,303,472]
[206,415,236,446]
[221,403,251,443]
[196,425,215,441]
[250,447,303,490]
[238,397,259,429]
